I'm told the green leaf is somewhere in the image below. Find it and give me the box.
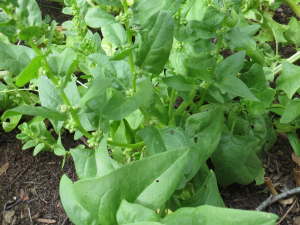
[137,126,192,156]
[185,107,225,180]
[281,98,300,123]
[135,10,174,74]
[16,56,43,87]
[276,61,300,99]
[287,132,300,156]
[47,47,75,77]
[102,23,127,48]
[0,41,36,75]
[23,140,38,149]
[182,170,225,207]
[274,119,297,133]
[0,19,17,38]
[187,20,218,40]
[85,8,117,28]
[71,134,118,179]
[215,51,245,79]
[102,92,144,120]
[162,75,199,91]
[110,43,139,61]
[187,53,217,70]
[224,28,256,50]
[162,205,278,225]
[131,0,183,25]
[33,143,45,156]
[60,147,190,224]
[125,109,144,130]
[2,105,68,121]
[93,0,122,7]
[2,99,25,132]
[214,75,259,101]
[185,0,208,21]
[117,200,161,224]
[80,77,112,106]
[211,133,259,186]
[16,0,42,27]
[19,26,40,40]
[283,17,300,47]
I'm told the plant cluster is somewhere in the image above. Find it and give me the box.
[2,0,300,223]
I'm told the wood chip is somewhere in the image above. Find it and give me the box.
[292,152,300,166]
[0,163,9,176]
[36,218,56,223]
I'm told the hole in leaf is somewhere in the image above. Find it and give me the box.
[266,140,270,143]
[251,125,254,129]
[258,131,261,133]
[155,179,159,183]
[170,131,174,135]
[238,134,241,136]
[194,137,198,143]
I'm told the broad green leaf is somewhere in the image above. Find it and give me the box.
[235,150,265,185]
[117,200,161,224]
[215,51,245,79]
[137,126,192,156]
[274,119,297,133]
[185,0,208,21]
[131,0,183,25]
[281,98,300,123]
[2,99,25,132]
[2,105,68,121]
[102,92,144,120]
[162,205,278,225]
[162,75,199,91]
[187,20,218,40]
[0,41,36,75]
[211,133,259,186]
[80,77,112,106]
[85,8,117,28]
[185,107,225,179]
[276,61,300,99]
[187,53,217,70]
[102,23,127,48]
[283,17,300,47]
[33,143,45,156]
[94,0,122,7]
[23,140,38,149]
[110,43,139,61]
[287,132,300,156]
[0,19,17,38]
[135,10,174,74]
[136,77,169,125]
[71,134,118,179]
[16,0,42,27]
[125,109,144,130]
[182,170,225,208]
[261,11,288,44]
[47,47,75,77]
[224,28,256,50]
[39,76,64,133]
[16,55,43,87]
[202,6,226,26]
[19,26,40,40]
[214,75,259,101]
[60,147,190,224]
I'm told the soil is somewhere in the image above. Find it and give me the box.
[1,2,300,225]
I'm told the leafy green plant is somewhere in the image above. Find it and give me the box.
[2,0,300,223]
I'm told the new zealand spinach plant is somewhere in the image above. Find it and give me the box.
[1,0,300,224]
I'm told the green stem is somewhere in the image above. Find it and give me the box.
[107,140,145,149]
[122,0,136,92]
[158,204,166,218]
[168,89,177,122]
[172,195,181,208]
[273,51,300,75]
[0,71,12,79]
[197,84,210,109]
[175,90,197,116]
[283,0,300,18]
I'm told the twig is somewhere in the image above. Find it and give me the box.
[28,208,32,223]
[60,216,69,225]
[256,187,300,211]
[3,166,29,191]
[276,199,297,224]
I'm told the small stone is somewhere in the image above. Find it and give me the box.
[9,177,13,182]
[276,8,283,12]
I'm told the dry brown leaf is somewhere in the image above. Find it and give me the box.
[279,197,294,206]
[292,152,300,166]
[55,26,66,32]
[36,218,56,223]
[294,216,300,225]
[0,163,9,176]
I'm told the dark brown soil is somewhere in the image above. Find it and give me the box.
[1,2,300,225]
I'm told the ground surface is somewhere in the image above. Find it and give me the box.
[1,2,300,225]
